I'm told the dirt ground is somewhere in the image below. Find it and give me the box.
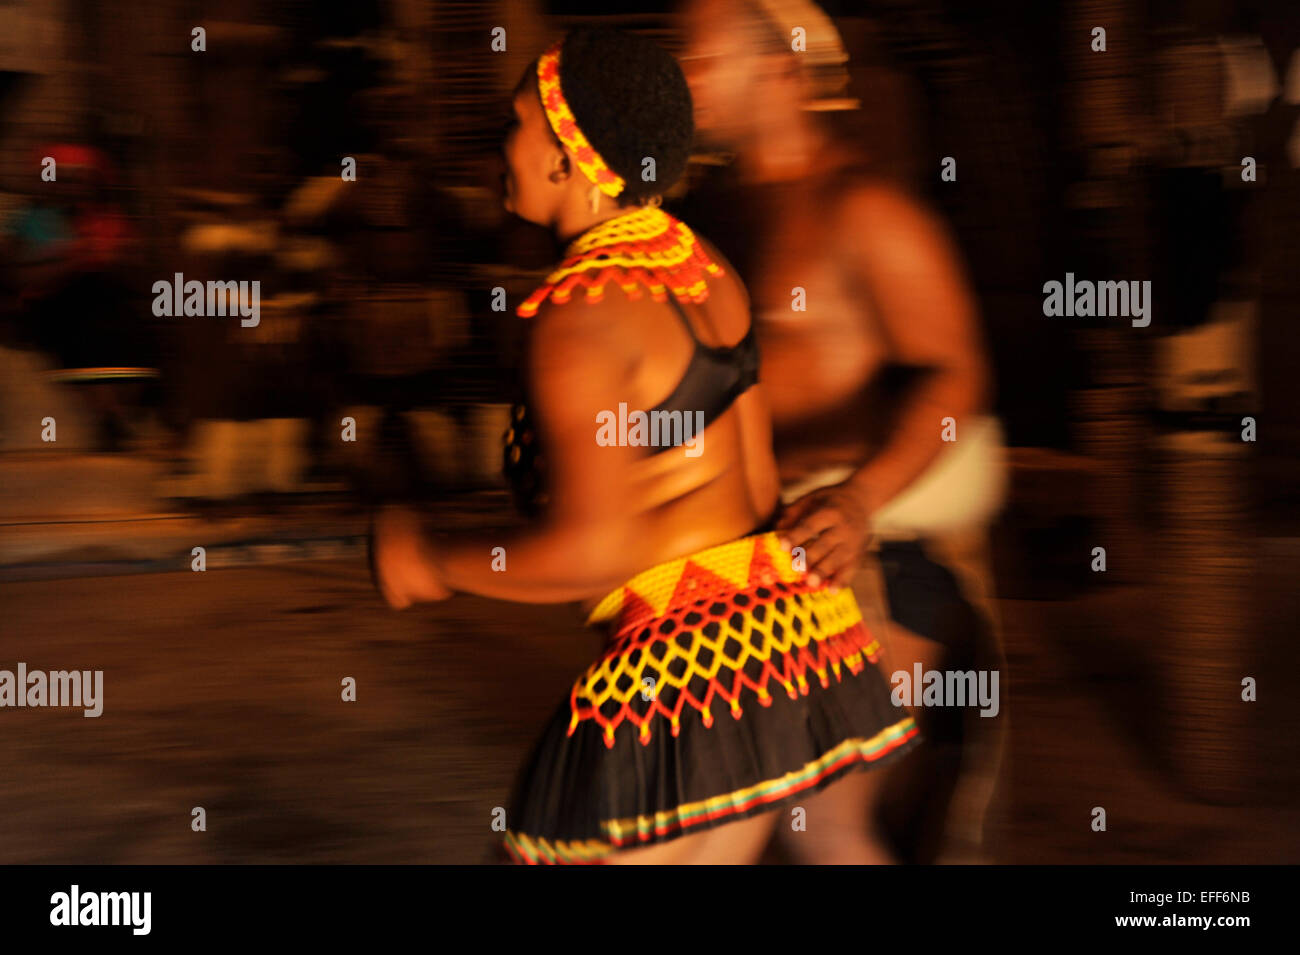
[1,539,1297,864]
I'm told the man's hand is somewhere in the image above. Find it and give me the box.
[370,506,452,610]
[775,482,872,588]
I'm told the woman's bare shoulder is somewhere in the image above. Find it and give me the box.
[689,232,751,316]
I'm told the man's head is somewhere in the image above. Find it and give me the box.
[680,0,851,149]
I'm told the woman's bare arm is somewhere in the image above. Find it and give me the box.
[426,297,653,603]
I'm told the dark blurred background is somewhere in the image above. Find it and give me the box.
[0,0,1296,863]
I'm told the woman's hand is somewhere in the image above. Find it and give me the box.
[776,482,872,588]
[371,506,452,610]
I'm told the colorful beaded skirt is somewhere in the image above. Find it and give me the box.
[501,531,922,864]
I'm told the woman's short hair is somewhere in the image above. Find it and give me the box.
[551,28,694,206]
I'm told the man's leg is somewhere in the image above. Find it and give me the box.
[870,539,986,862]
[920,528,1008,863]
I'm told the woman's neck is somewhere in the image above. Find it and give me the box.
[554,203,636,247]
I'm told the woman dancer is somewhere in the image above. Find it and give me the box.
[372,27,919,864]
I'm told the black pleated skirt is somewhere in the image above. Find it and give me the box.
[501,532,921,864]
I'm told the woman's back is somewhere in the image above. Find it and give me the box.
[611,236,779,564]
[523,230,780,604]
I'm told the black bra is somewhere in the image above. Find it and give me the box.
[644,295,760,455]
[503,295,760,511]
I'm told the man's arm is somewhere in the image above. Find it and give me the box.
[837,183,989,513]
[776,183,989,585]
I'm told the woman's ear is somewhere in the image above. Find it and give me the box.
[548,148,571,183]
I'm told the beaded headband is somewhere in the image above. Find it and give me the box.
[537,41,627,199]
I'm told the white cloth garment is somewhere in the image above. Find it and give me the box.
[779,415,1008,540]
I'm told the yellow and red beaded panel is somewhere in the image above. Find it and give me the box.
[572,533,886,748]
[516,207,724,318]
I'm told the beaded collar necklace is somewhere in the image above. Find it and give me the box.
[516,206,724,318]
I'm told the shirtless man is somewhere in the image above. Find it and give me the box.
[680,0,1008,863]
